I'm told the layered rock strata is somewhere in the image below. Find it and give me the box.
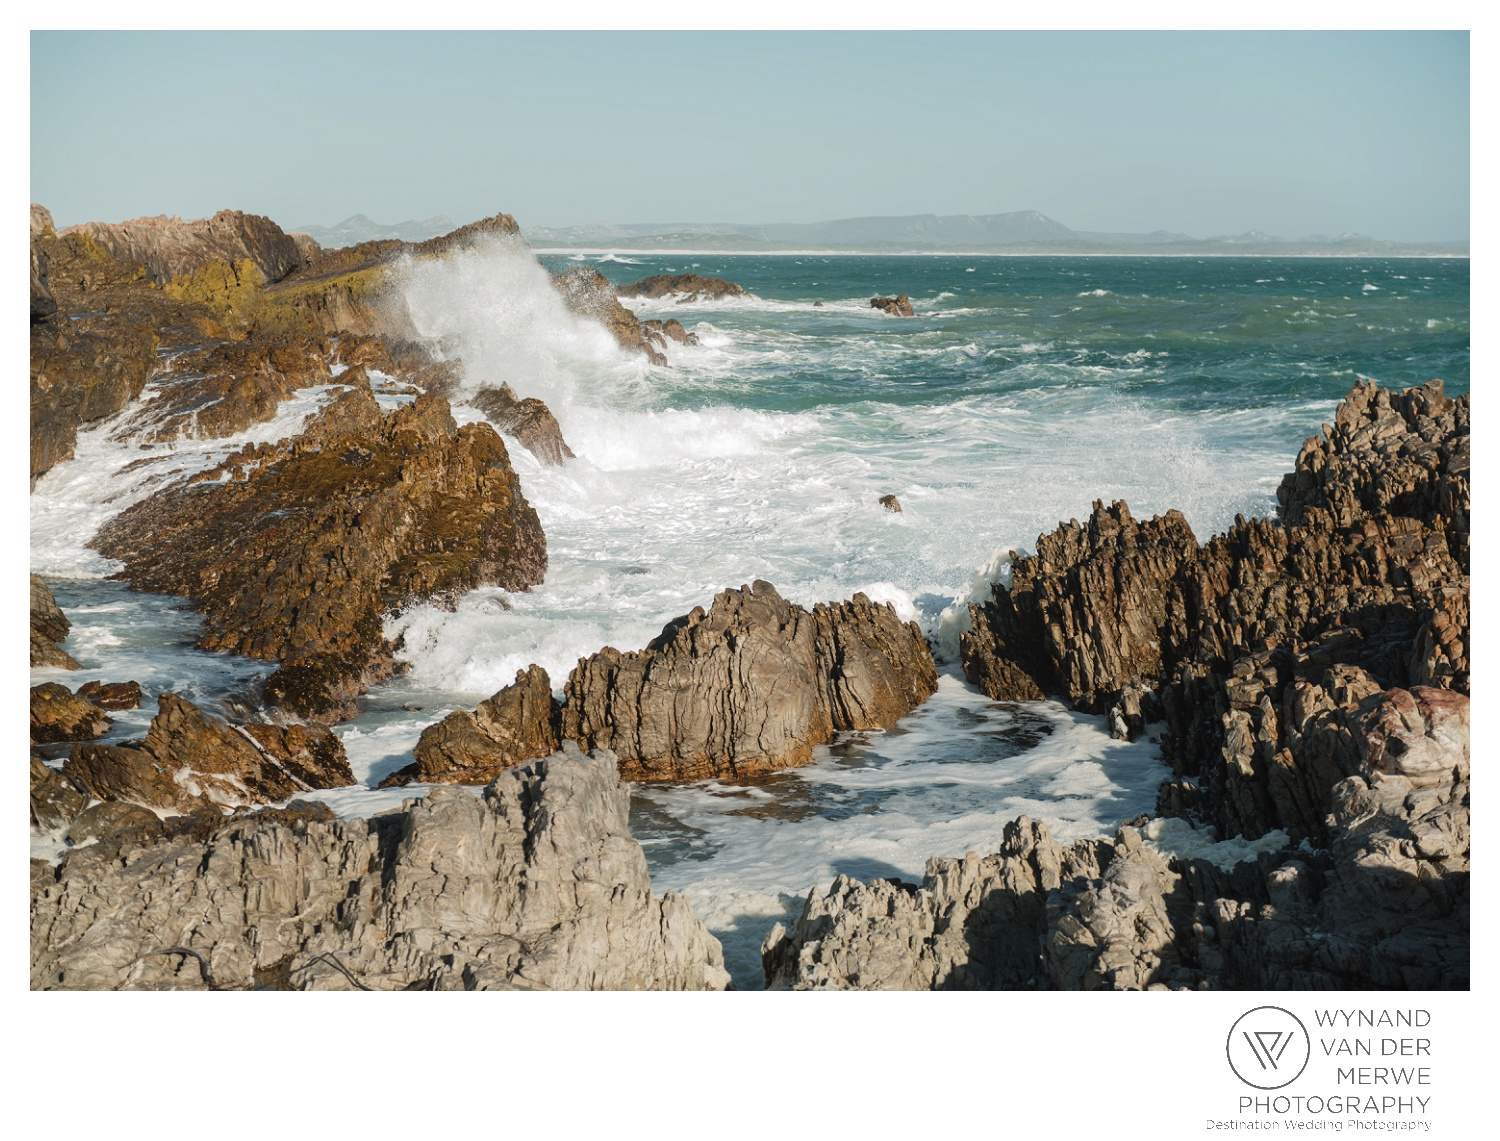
[469,384,575,465]
[961,379,1468,843]
[61,209,312,286]
[60,692,354,814]
[562,582,939,780]
[763,684,1467,991]
[381,666,563,787]
[31,745,731,991]
[92,387,546,720]
[30,575,80,669]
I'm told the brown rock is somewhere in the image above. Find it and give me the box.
[562,582,938,780]
[62,692,353,813]
[31,757,88,832]
[961,379,1469,844]
[31,683,112,744]
[31,204,57,322]
[551,265,662,362]
[61,209,310,286]
[870,295,914,317]
[617,274,746,302]
[30,575,80,669]
[75,681,143,710]
[66,802,162,846]
[879,494,902,513]
[93,388,546,720]
[469,384,575,465]
[382,665,562,787]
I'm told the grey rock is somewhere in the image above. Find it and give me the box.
[32,744,730,991]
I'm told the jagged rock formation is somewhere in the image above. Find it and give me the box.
[32,745,730,991]
[60,692,354,814]
[870,295,914,317]
[562,582,938,780]
[879,494,902,513]
[381,666,563,787]
[31,204,57,321]
[92,388,546,720]
[962,379,1468,843]
[61,210,311,286]
[31,683,112,745]
[550,265,665,363]
[30,575,80,669]
[617,273,746,302]
[764,684,1468,991]
[469,384,575,465]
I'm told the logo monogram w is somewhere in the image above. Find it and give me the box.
[1243,1030,1294,1070]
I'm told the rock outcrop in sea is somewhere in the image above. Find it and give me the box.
[92,386,546,720]
[764,378,1470,990]
[617,273,746,302]
[382,582,939,786]
[870,294,915,317]
[31,745,730,991]
[469,384,575,465]
[30,574,79,669]
[563,582,938,780]
[59,692,354,814]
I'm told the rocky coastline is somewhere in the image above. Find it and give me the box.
[29,202,1469,991]
[764,378,1470,990]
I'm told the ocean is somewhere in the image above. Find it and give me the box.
[30,247,1470,987]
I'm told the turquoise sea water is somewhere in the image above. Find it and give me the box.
[32,249,1469,986]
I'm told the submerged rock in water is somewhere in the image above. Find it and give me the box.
[92,388,546,720]
[617,273,746,302]
[469,383,575,466]
[30,575,80,670]
[562,581,938,780]
[61,692,354,813]
[870,295,914,317]
[382,665,562,787]
[879,494,902,513]
[31,744,730,991]
[763,685,1468,991]
[961,379,1469,843]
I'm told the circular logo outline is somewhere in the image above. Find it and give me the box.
[1226,1005,1311,1089]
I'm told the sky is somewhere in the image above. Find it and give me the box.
[30,30,1469,241]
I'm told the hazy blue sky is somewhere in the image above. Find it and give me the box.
[31,30,1469,240]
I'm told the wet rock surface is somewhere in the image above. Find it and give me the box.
[763,686,1468,990]
[469,383,575,465]
[962,379,1469,843]
[617,273,746,302]
[31,683,113,745]
[382,666,563,787]
[32,745,730,991]
[550,264,665,362]
[870,294,915,317]
[562,581,938,780]
[61,692,354,813]
[30,575,80,669]
[92,388,546,720]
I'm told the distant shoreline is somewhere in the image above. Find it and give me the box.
[531,247,1469,260]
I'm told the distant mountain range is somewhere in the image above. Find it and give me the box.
[291,213,456,247]
[294,210,1467,256]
